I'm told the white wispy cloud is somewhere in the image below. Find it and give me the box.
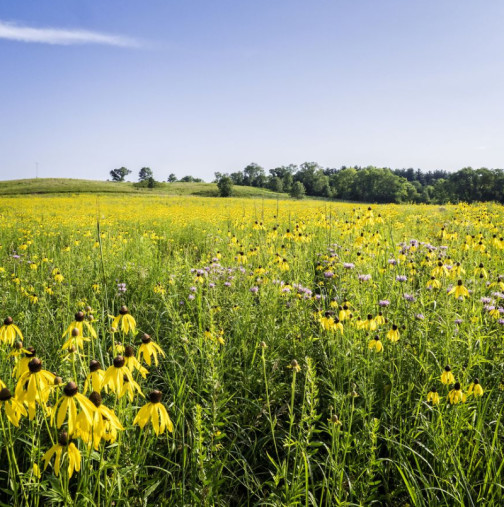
[0,20,140,47]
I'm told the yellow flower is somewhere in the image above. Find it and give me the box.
[124,345,148,378]
[0,317,24,346]
[62,327,90,351]
[426,388,440,405]
[448,280,470,299]
[368,335,383,352]
[42,432,81,478]
[62,311,97,340]
[102,356,135,395]
[138,334,165,367]
[111,306,136,335]
[10,345,36,379]
[288,359,301,372]
[52,382,95,436]
[15,358,56,419]
[386,325,400,342]
[118,374,143,401]
[441,365,455,385]
[447,382,466,404]
[75,392,124,450]
[467,378,484,398]
[0,387,27,426]
[318,312,344,334]
[83,360,106,394]
[133,390,174,435]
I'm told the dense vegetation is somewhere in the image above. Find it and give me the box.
[217,163,504,203]
[0,195,503,505]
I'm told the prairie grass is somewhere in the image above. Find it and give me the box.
[0,195,503,505]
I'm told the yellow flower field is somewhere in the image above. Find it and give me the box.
[0,194,503,505]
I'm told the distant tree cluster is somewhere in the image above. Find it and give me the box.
[219,163,504,203]
[109,166,204,190]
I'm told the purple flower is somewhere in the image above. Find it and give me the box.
[188,294,195,300]
[324,271,334,278]
[189,286,197,293]
[454,319,463,325]
[209,283,216,288]
[415,313,424,320]
[358,274,371,282]
[343,263,355,269]
[250,286,259,293]
[396,275,408,282]
[403,293,416,302]
[378,300,390,307]
[388,259,397,266]
[481,297,493,304]
[224,282,231,287]
[498,319,504,325]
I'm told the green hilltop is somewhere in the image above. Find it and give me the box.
[0,178,285,198]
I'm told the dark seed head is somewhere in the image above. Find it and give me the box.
[63,381,78,397]
[25,346,36,357]
[14,341,23,350]
[119,305,128,315]
[4,316,13,325]
[444,365,451,372]
[430,387,437,393]
[374,335,380,341]
[474,378,480,384]
[141,334,151,344]
[149,390,162,403]
[457,280,463,286]
[454,382,461,390]
[58,432,69,446]
[71,327,80,337]
[54,376,63,386]
[392,324,398,330]
[89,360,101,372]
[89,391,102,407]
[113,356,125,368]
[28,357,42,373]
[75,311,85,322]
[367,314,373,320]
[0,388,12,401]
[124,345,134,357]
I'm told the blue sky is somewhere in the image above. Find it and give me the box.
[1,1,503,182]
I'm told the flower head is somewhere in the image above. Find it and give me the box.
[133,390,174,435]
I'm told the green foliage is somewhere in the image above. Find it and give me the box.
[290,181,306,199]
[138,167,154,181]
[109,167,131,182]
[217,176,233,197]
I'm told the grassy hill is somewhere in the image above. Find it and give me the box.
[0,178,286,198]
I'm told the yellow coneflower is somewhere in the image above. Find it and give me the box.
[138,334,165,367]
[448,280,470,299]
[426,388,440,405]
[338,302,352,321]
[0,317,24,346]
[441,365,455,384]
[52,382,95,435]
[10,345,36,379]
[427,276,442,289]
[76,392,124,450]
[359,314,377,331]
[318,311,343,334]
[62,327,89,351]
[62,311,97,340]
[328,414,342,426]
[447,382,466,404]
[42,432,81,478]
[375,312,385,325]
[118,374,143,401]
[386,325,400,342]
[474,263,488,279]
[111,306,136,335]
[431,261,449,278]
[0,387,27,426]
[368,335,383,352]
[102,356,135,395]
[124,345,148,378]
[467,378,484,398]
[15,358,56,419]
[133,390,174,435]
[83,360,106,394]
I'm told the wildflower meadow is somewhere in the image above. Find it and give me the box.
[0,194,503,505]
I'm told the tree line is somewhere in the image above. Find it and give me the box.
[109,164,504,203]
[215,163,504,203]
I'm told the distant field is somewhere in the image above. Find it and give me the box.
[0,178,285,198]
